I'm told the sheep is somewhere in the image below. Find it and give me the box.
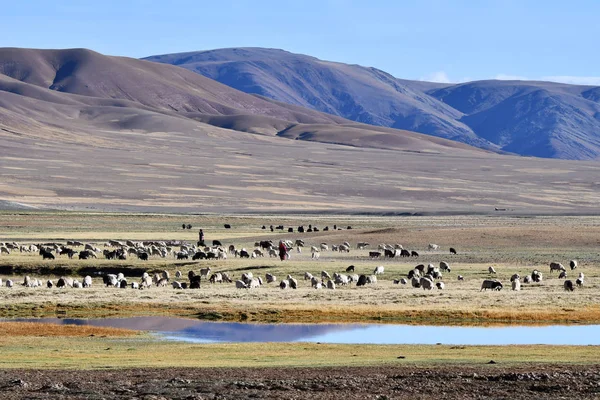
[131,282,140,289]
[564,280,575,291]
[331,244,339,252]
[357,242,369,250]
[373,265,384,275]
[346,265,355,273]
[327,280,336,290]
[512,278,521,291]
[57,277,74,288]
[439,261,451,272]
[253,249,264,258]
[457,275,464,281]
[570,260,578,270]
[339,244,350,253]
[400,278,408,285]
[221,272,233,283]
[288,277,298,289]
[407,269,420,280]
[156,278,169,287]
[450,247,457,255]
[304,272,314,281]
[248,278,261,289]
[175,270,182,279]
[428,243,440,251]
[523,275,532,284]
[279,280,289,290]
[314,282,322,289]
[531,270,543,283]
[436,281,445,290]
[119,279,128,289]
[0,246,10,255]
[72,280,82,289]
[83,276,92,288]
[310,276,320,288]
[356,274,368,287]
[420,277,434,290]
[6,279,13,288]
[241,272,253,285]
[393,279,400,284]
[488,266,497,274]
[200,267,211,279]
[411,277,421,288]
[235,280,248,289]
[558,271,567,279]
[321,271,331,280]
[117,272,125,282]
[366,275,377,284]
[550,262,566,273]
[23,276,31,287]
[209,273,223,284]
[269,249,278,257]
[265,273,276,283]
[46,279,53,288]
[510,274,520,282]
[576,278,584,287]
[334,273,349,286]
[320,243,329,251]
[578,272,585,280]
[481,279,503,291]
[369,251,381,258]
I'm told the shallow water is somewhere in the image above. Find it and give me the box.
[9,317,600,345]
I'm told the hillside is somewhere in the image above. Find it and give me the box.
[2,47,600,214]
[146,48,600,160]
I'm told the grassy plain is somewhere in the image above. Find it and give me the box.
[0,212,599,324]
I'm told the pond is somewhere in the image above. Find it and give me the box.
[9,317,600,345]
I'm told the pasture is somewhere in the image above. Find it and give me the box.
[1,212,599,324]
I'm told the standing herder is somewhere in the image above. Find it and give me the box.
[279,240,288,261]
[198,229,205,246]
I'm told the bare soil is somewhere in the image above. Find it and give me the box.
[1,364,599,399]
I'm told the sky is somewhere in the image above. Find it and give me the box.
[2,0,599,85]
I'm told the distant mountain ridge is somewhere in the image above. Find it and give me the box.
[145,48,600,160]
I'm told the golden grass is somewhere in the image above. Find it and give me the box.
[0,322,137,337]
[0,335,598,370]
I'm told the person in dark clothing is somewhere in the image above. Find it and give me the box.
[198,229,205,246]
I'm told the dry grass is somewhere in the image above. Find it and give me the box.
[0,334,598,370]
[0,322,137,337]
[1,213,600,323]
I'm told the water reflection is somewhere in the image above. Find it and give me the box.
[8,317,600,345]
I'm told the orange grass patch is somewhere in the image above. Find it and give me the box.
[0,322,138,337]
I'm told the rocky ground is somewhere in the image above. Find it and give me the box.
[1,364,599,399]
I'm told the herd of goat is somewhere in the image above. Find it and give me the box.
[0,238,587,293]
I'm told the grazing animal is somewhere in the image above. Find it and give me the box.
[265,273,277,283]
[321,271,331,280]
[327,280,336,290]
[411,277,421,288]
[576,278,584,287]
[449,247,457,255]
[457,275,464,281]
[411,251,419,257]
[131,282,140,289]
[407,269,420,280]
[212,240,222,247]
[279,280,289,290]
[221,272,233,283]
[209,273,223,284]
[558,271,567,279]
[82,276,93,288]
[400,249,411,257]
[369,251,382,258]
[288,277,298,289]
[46,280,53,288]
[481,280,503,291]
[531,270,543,283]
[400,278,408,285]
[420,277,434,290]
[356,274,368,287]
[40,249,55,260]
[103,274,118,287]
[235,280,248,289]
[550,262,566,273]
[175,270,182,279]
[357,242,369,249]
[346,265,355,272]
[304,272,314,281]
[511,279,521,291]
[428,243,440,251]
[523,275,532,284]
[488,266,497,274]
[200,267,211,278]
[436,282,445,290]
[439,261,451,272]
[564,280,575,291]
[6,279,13,288]
[510,274,520,282]
[570,260,578,270]
[373,266,384,275]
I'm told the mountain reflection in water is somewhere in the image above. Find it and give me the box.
[7,317,600,345]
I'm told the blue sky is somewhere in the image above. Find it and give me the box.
[3,0,599,84]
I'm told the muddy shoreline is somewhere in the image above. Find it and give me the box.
[1,364,599,399]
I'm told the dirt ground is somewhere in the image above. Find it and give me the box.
[1,364,599,399]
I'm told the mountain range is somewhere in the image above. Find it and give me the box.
[145,48,600,160]
[2,47,600,213]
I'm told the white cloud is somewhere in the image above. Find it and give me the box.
[494,74,528,81]
[420,71,451,83]
[541,76,600,86]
